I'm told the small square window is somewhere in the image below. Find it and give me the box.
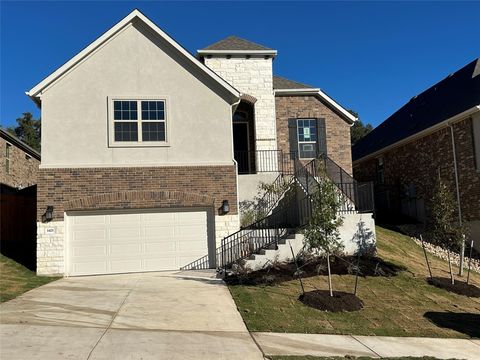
[111,99,167,145]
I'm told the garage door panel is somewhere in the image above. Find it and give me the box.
[67,208,210,276]
[72,245,108,257]
[73,261,107,275]
[144,226,175,239]
[109,227,142,240]
[143,212,176,223]
[109,213,142,224]
[110,259,143,272]
[110,243,142,256]
[72,215,107,225]
[71,229,107,242]
[145,241,176,253]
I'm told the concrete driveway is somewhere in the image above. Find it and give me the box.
[0,270,264,360]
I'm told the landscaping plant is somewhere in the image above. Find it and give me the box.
[429,177,465,284]
[302,166,344,297]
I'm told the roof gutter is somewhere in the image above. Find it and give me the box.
[198,49,277,57]
[274,88,358,124]
[353,105,480,164]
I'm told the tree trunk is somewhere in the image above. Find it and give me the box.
[327,252,333,297]
[289,240,305,297]
[467,239,474,285]
[420,235,433,279]
[447,250,455,285]
[353,251,361,295]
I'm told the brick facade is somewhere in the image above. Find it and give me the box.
[275,95,353,174]
[0,136,39,189]
[353,117,480,223]
[37,165,238,221]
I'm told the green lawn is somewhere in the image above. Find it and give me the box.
[229,226,480,338]
[0,254,59,303]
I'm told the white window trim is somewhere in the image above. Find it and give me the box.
[297,118,317,160]
[108,96,171,148]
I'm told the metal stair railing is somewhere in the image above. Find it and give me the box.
[250,173,293,223]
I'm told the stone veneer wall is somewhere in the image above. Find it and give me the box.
[353,117,480,223]
[204,57,277,152]
[36,165,239,275]
[275,95,353,174]
[0,136,39,189]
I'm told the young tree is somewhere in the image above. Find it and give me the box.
[303,166,344,296]
[429,177,464,284]
[7,112,41,152]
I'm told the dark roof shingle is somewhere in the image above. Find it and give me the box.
[201,36,273,51]
[352,58,480,161]
[273,76,316,90]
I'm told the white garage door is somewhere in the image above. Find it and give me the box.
[66,208,209,276]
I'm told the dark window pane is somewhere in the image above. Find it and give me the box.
[114,122,138,142]
[131,111,138,121]
[142,101,148,111]
[130,101,137,111]
[149,101,157,111]
[142,111,149,120]
[149,110,157,120]
[114,110,121,120]
[158,111,165,120]
[299,143,316,159]
[122,111,130,120]
[142,122,165,142]
[122,101,129,111]
[114,101,121,111]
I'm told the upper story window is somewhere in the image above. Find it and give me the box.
[297,119,317,159]
[5,143,11,174]
[110,98,167,146]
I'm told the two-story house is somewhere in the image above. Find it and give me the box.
[28,9,373,276]
[352,58,480,250]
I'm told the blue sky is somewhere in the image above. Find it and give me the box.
[1,1,479,128]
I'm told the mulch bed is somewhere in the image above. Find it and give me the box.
[299,290,364,312]
[225,255,405,286]
[427,277,480,297]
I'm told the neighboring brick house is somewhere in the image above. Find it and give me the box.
[352,58,480,248]
[27,10,364,276]
[0,128,40,189]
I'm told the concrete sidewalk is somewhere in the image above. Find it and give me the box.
[253,332,480,359]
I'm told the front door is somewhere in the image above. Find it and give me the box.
[233,122,250,174]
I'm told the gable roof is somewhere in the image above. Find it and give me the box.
[26,9,240,106]
[201,36,273,51]
[0,128,41,160]
[273,76,315,90]
[198,36,277,57]
[352,58,480,162]
[273,75,357,124]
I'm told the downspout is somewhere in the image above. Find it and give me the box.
[448,123,464,275]
[231,97,242,231]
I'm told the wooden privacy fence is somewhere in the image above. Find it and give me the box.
[0,184,37,270]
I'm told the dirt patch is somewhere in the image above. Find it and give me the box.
[225,255,405,286]
[299,290,364,312]
[427,277,480,297]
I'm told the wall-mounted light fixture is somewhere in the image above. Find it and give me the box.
[221,200,230,215]
[42,206,54,223]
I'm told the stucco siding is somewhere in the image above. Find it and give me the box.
[40,21,234,168]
